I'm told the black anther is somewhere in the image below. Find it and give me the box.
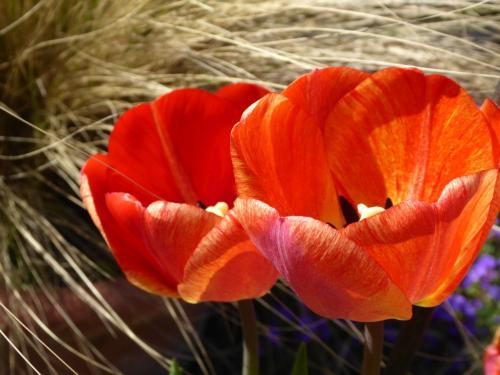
[339,196,359,225]
[384,197,393,209]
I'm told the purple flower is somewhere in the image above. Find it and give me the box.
[448,294,482,319]
[488,285,500,300]
[461,254,498,288]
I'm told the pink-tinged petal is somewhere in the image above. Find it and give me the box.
[324,68,495,206]
[283,67,369,129]
[151,89,246,206]
[80,156,177,296]
[234,199,412,322]
[179,211,278,302]
[141,201,220,283]
[484,329,500,375]
[481,98,500,161]
[342,169,500,305]
[216,82,270,114]
[105,194,219,286]
[231,93,344,227]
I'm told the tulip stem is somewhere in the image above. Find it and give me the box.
[385,306,434,375]
[237,299,259,375]
[361,321,384,375]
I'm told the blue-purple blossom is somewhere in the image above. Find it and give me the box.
[461,254,499,289]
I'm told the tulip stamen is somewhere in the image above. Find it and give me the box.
[197,200,207,209]
[206,201,229,217]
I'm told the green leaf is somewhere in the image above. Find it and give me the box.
[291,343,308,375]
[170,359,182,375]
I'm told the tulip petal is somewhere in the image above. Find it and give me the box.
[81,155,178,296]
[342,169,500,304]
[179,211,279,302]
[119,198,219,283]
[152,89,258,206]
[231,94,344,227]
[216,82,270,114]
[324,68,495,206]
[481,99,500,161]
[420,168,500,305]
[107,103,183,206]
[283,67,369,128]
[234,199,412,322]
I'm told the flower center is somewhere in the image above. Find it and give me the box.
[205,201,229,217]
[337,196,393,227]
[357,204,385,221]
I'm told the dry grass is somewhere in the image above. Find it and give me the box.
[0,0,499,373]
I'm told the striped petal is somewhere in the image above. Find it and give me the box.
[342,169,500,305]
[234,199,412,322]
[324,68,495,207]
[231,93,344,227]
[179,210,278,302]
[283,66,369,129]
[481,98,500,161]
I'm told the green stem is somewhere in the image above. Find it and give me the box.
[385,306,435,375]
[237,299,259,375]
[361,321,384,375]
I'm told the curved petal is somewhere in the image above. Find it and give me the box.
[481,99,500,161]
[80,156,178,296]
[231,94,344,227]
[104,84,269,207]
[107,103,183,206]
[342,200,436,303]
[282,67,369,129]
[342,169,500,305]
[324,68,495,206]
[420,168,500,305]
[138,200,220,283]
[216,82,270,114]
[179,210,278,302]
[151,89,248,206]
[234,199,412,322]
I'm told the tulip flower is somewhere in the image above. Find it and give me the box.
[80,83,278,302]
[231,67,500,322]
[485,328,500,375]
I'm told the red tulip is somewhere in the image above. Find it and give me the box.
[231,67,500,321]
[485,328,500,375]
[80,83,278,302]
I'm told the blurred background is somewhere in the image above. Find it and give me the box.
[0,1,499,374]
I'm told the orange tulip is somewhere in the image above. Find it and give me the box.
[485,328,500,375]
[80,83,278,302]
[231,67,500,321]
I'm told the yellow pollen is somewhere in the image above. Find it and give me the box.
[206,202,229,217]
[357,203,385,221]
